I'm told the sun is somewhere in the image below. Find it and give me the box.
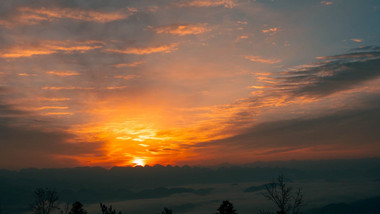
[131,158,146,166]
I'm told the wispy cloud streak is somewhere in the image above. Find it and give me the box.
[277,47,380,97]
[0,40,104,58]
[175,0,237,8]
[152,24,210,36]
[0,7,136,27]
[245,56,281,64]
[105,43,178,55]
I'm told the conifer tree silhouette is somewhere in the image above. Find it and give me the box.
[215,200,238,214]
[69,202,87,214]
[160,207,173,214]
[100,203,122,214]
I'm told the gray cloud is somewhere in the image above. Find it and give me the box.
[278,47,380,98]
[206,96,380,152]
[219,47,380,134]
[0,90,104,169]
[193,46,380,161]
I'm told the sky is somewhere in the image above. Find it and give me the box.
[0,0,379,169]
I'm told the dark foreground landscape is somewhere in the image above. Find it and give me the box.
[1,158,379,214]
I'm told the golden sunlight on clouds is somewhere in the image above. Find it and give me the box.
[42,86,95,90]
[320,1,333,6]
[1,48,54,58]
[0,7,136,27]
[112,61,144,68]
[2,0,379,169]
[18,73,37,77]
[47,71,80,76]
[29,106,73,117]
[104,86,127,90]
[42,86,127,91]
[73,88,296,167]
[131,158,146,166]
[114,75,139,80]
[37,97,71,101]
[244,56,281,64]
[41,112,74,116]
[176,0,237,8]
[69,120,178,166]
[262,27,278,34]
[0,40,104,58]
[32,106,69,111]
[254,72,277,84]
[105,43,178,55]
[153,24,210,36]
[249,86,267,89]
[351,38,363,43]
[63,97,251,167]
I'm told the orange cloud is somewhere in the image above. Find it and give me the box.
[245,56,281,64]
[153,24,210,36]
[105,43,178,55]
[42,86,95,90]
[0,7,136,27]
[33,106,69,110]
[104,86,127,90]
[351,38,363,43]
[249,86,267,89]
[1,48,54,58]
[18,73,37,76]
[315,52,376,60]
[47,70,80,76]
[237,21,248,25]
[112,61,144,68]
[41,112,74,116]
[42,86,126,90]
[114,75,139,80]
[176,0,237,8]
[38,97,71,101]
[0,40,104,58]
[320,1,333,6]
[262,27,278,34]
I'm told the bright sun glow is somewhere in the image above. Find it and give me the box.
[132,158,145,166]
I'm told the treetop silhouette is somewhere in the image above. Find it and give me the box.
[215,200,238,214]
[260,175,304,214]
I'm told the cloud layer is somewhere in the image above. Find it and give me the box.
[0,0,379,168]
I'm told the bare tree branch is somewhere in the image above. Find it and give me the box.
[31,188,59,214]
[262,175,304,214]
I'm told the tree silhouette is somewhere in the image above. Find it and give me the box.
[31,188,59,214]
[215,200,238,214]
[260,175,304,214]
[69,202,87,214]
[60,202,70,214]
[159,207,173,214]
[100,203,121,214]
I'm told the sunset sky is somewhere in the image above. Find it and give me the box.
[0,0,379,169]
